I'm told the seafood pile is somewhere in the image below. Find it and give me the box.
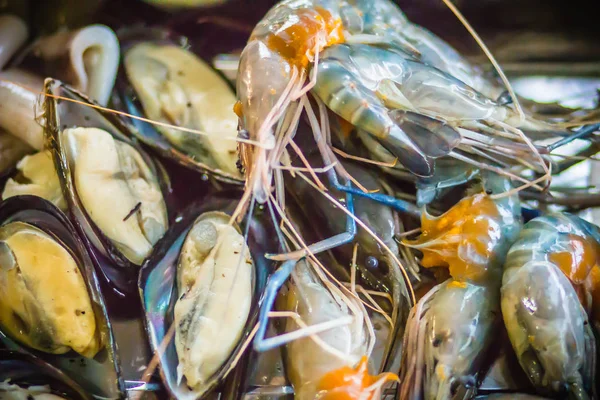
[0,0,599,399]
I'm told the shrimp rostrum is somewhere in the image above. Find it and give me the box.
[236,0,573,211]
[502,213,600,399]
[399,172,523,400]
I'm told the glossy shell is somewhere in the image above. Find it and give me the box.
[0,195,124,399]
[114,27,243,185]
[139,190,275,399]
[0,350,91,400]
[43,78,172,292]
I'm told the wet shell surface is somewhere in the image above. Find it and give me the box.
[116,28,243,184]
[43,79,171,291]
[0,350,91,400]
[0,195,123,399]
[139,191,275,399]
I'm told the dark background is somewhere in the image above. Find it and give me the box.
[2,0,600,63]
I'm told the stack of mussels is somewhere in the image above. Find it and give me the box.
[0,0,599,400]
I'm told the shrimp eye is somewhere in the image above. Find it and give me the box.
[365,256,378,270]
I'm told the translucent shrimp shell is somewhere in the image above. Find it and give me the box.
[399,174,521,399]
[282,260,396,400]
[236,0,344,201]
[501,213,600,396]
[504,214,600,320]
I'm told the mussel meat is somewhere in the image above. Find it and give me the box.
[117,28,242,183]
[174,212,253,391]
[139,191,275,399]
[0,221,100,357]
[2,150,65,210]
[0,195,123,399]
[61,127,167,265]
[43,79,170,273]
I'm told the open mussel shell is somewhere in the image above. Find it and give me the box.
[113,27,243,185]
[0,350,91,400]
[0,195,124,399]
[139,190,275,399]
[43,78,172,292]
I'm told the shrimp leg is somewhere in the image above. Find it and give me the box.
[326,166,421,218]
[254,188,356,352]
[545,122,600,152]
[306,83,423,218]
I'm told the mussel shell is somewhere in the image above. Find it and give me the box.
[113,27,243,185]
[43,78,172,292]
[139,190,276,399]
[0,195,124,399]
[0,350,91,400]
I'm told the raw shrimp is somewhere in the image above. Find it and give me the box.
[399,172,522,400]
[311,42,557,179]
[501,213,600,399]
[235,0,567,217]
[236,0,345,204]
[279,258,397,400]
[284,154,414,317]
[339,0,503,99]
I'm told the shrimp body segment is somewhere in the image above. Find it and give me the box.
[501,213,600,398]
[404,173,522,284]
[281,260,396,400]
[237,0,560,213]
[400,173,522,399]
[236,0,345,202]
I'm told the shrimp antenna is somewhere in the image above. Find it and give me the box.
[440,0,525,123]
[440,0,553,192]
[0,78,268,148]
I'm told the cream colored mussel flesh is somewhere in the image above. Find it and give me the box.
[2,150,66,211]
[61,127,168,265]
[124,43,241,178]
[174,212,252,392]
[0,222,100,358]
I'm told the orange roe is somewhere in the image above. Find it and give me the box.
[587,265,600,324]
[317,357,398,400]
[404,193,502,283]
[549,234,600,320]
[337,115,355,139]
[549,234,599,285]
[261,6,344,68]
[233,100,243,119]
